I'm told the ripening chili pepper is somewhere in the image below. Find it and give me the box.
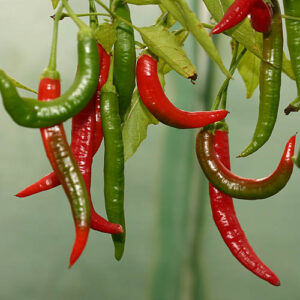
[196,128,295,200]
[136,54,228,128]
[250,0,273,33]
[240,0,282,157]
[15,46,120,235]
[0,28,99,128]
[38,75,91,268]
[101,61,125,261]
[111,0,136,121]
[283,0,300,115]
[209,127,280,286]
[211,0,257,35]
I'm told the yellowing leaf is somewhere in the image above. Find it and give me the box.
[139,25,197,79]
[94,23,116,53]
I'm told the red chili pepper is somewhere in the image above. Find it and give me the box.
[38,77,91,267]
[93,47,110,155]
[250,0,273,33]
[211,0,257,35]
[136,54,228,128]
[16,47,121,235]
[209,129,280,286]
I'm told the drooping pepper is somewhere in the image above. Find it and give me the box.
[211,0,257,35]
[209,126,280,286]
[250,0,273,33]
[0,1,99,128]
[136,54,228,128]
[196,128,295,200]
[111,0,136,121]
[101,57,125,261]
[240,0,283,157]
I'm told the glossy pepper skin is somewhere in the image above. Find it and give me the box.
[111,0,136,121]
[209,128,280,286]
[101,66,125,261]
[283,0,300,114]
[136,54,228,128]
[0,30,99,128]
[196,129,295,200]
[38,77,91,268]
[15,47,121,235]
[250,0,272,33]
[211,0,257,35]
[240,1,282,157]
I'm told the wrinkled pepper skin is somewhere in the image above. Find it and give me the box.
[136,54,228,128]
[250,0,272,33]
[38,77,91,268]
[0,30,99,128]
[209,129,280,286]
[196,129,295,200]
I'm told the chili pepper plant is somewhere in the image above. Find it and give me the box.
[1,0,300,290]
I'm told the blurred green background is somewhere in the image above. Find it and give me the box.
[0,0,299,299]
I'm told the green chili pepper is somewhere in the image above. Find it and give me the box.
[101,58,125,260]
[111,0,136,121]
[283,0,300,114]
[0,29,99,128]
[240,0,283,157]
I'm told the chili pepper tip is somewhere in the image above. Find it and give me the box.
[69,227,89,268]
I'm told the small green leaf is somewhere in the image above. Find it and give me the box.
[138,25,197,79]
[94,23,116,53]
[236,44,260,99]
[122,89,158,161]
[51,0,60,9]
[8,75,37,94]
[125,0,159,4]
[160,0,186,26]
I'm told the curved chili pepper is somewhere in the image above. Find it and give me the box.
[136,54,228,128]
[209,128,280,286]
[111,0,136,121]
[101,64,125,261]
[38,76,91,267]
[15,47,120,235]
[250,0,273,33]
[211,0,257,35]
[196,128,295,200]
[283,0,300,115]
[0,29,99,128]
[240,1,282,157]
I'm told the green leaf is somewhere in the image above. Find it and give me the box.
[125,0,159,4]
[94,23,116,53]
[160,0,186,26]
[8,75,37,94]
[173,0,231,78]
[203,0,294,79]
[122,89,158,161]
[138,25,197,79]
[236,44,260,99]
[51,0,60,9]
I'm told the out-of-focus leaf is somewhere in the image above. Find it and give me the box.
[125,0,159,4]
[235,43,260,99]
[139,25,197,79]
[8,75,37,94]
[94,23,116,53]
[51,0,60,9]
[122,89,158,161]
